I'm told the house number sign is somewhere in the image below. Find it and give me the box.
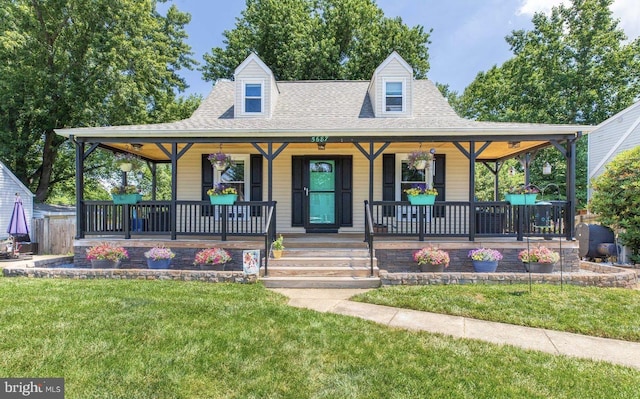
[311,136,329,143]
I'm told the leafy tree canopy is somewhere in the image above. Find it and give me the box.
[452,0,640,207]
[0,0,199,202]
[201,0,432,81]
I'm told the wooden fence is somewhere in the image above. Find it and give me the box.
[32,215,75,255]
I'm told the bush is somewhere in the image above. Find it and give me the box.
[590,146,640,262]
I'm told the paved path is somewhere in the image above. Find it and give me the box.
[272,288,640,370]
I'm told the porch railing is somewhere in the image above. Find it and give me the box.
[81,200,277,240]
[366,200,569,241]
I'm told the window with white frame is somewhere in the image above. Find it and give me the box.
[215,156,249,219]
[397,155,434,220]
[244,83,262,113]
[385,80,404,112]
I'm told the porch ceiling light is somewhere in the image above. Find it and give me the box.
[508,141,520,149]
[542,162,552,175]
[317,142,326,150]
[131,143,143,151]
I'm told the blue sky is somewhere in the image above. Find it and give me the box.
[164,0,640,98]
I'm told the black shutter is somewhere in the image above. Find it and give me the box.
[250,154,263,216]
[202,155,213,200]
[339,156,353,226]
[433,154,446,217]
[382,154,395,216]
[291,156,304,226]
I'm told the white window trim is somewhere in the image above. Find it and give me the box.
[396,154,434,221]
[241,80,265,116]
[383,78,406,115]
[214,154,250,219]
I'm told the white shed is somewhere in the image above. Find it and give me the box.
[588,100,640,199]
[0,161,34,240]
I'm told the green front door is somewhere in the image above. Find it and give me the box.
[308,160,336,228]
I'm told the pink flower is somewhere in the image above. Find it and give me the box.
[413,247,450,267]
[194,248,231,265]
[86,242,128,261]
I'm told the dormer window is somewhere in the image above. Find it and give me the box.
[244,82,263,114]
[385,80,404,112]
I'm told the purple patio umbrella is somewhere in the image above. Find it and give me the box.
[7,194,30,242]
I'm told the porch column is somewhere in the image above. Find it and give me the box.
[468,142,476,241]
[170,143,178,240]
[73,136,85,239]
[565,135,578,240]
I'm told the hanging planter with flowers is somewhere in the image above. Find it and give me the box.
[208,152,233,169]
[114,153,143,172]
[207,183,238,204]
[407,150,434,170]
[404,183,438,205]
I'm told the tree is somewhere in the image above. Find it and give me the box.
[590,146,640,262]
[0,0,198,202]
[201,0,431,81]
[454,0,640,207]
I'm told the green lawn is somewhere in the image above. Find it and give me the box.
[0,279,638,398]
[353,283,640,342]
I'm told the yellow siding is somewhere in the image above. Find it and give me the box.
[180,143,470,233]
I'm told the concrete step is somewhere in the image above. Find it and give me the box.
[260,276,381,289]
[264,265,378,277]
[267,256,376,268]
[276,248,371,258]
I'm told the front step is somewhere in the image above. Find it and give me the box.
[260,276,381,289]
[259,241,380,288]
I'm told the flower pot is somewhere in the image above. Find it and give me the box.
[112,193,142,204]
[146,258,171,269]
[507,193,537,205]
[198,263,227,271]
[214,161,227,169]
[119,163,133,172]
[209,194,237,205]
[420,263,445,272]
[523,262,555,273]
[272,249,283,259]
[408,194,436,205]
[413,160,428,170]
[472,260,498,273]
[91,260,121,269]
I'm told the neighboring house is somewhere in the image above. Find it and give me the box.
[0,161,34,240]
[587,100,640,200]
[55,52,592,242]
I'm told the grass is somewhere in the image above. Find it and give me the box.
[0,279,638,398]
[353,284,640,342]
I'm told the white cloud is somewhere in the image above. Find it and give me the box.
[516,0,640,40]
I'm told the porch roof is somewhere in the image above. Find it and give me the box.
[56,80,592,139]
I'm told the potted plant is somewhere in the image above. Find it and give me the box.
[407,150,434,170]
[144,245,175,269]
[518,245,560,273]
[194,247,232,270]
[207,152,233,169]
[114,153,143,172]
[110,184,142,204]
[505,184,540,205]
[271,234,285,259]
[468,248,503,272]
[404,183,438,205]
[413,246,450,272]
[207,183,238,205]
[86,242,128,268]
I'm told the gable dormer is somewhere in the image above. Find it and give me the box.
[233,53,278,118]
[368,51,413,117]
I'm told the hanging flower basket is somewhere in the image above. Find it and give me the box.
[207,152,233,169]
[407,151,434,170]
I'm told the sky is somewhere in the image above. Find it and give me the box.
[163,0,640,98]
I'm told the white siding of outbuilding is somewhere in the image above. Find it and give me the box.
[0,161,34,240]
[588,101,640,199]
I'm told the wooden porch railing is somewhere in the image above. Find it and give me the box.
[81,200,277,240]
[366,200,570,241]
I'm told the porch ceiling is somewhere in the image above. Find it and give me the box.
[100,139,551,163]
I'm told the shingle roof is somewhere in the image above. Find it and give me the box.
[56,79,591,137]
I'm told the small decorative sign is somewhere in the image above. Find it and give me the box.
[242,250,260,276]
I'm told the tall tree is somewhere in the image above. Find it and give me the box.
[201,0,431,81]
[0,0,198,202]
[454,0,640,207]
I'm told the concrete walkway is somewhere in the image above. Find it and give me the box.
[272,288,640,370]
